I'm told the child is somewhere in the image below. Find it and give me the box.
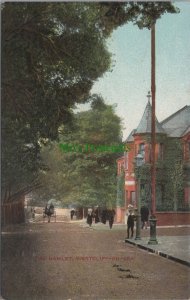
[127,211,135,239]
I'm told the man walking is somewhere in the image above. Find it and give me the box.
[127,211,135,239]
[141,205,149,229]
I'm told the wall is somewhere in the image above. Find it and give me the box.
[155,212,190,226]
[116,209,190,226]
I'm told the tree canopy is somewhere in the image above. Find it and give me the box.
[2,2,179,203]
[33,96,123,208]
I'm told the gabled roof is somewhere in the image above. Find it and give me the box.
[161,105,190,137]
[135,101,165,134]
[182,126,190,137]
[124,103,190,143]
[125,129,136,142]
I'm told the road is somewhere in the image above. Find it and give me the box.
[1,220,190,300]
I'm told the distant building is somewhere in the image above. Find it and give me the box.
[116,99,190,225]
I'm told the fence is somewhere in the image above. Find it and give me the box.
[1,196,25,226]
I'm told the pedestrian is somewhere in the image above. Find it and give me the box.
[141,205,149,229]
[45,203,54,223]
[94,208,100,223]
[87,207,93,227]
[101,209,107,224]
[125,204,134,225]
[108,209,115,229]
[70,209,75,220]
[127,211,135,239]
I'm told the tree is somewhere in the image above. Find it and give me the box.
[2,2,179,203]
[34,96,123,208]
[1,3,113,202]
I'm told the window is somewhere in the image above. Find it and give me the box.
[138,143,145,163]
[158,143,164,160]
[131,191,136,206]
[118,162,125,175]
[183,142,190,160]
[139,143,145,158]
[140,184,145,195]
[125,191,128,207]
[124,152,128,170]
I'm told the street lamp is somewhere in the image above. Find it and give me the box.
[134,153,144,240]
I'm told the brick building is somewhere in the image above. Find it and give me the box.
[116,100,190,225]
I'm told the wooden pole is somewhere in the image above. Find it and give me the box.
[151,23,156,216]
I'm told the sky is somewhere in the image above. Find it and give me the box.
[77,2,190,141]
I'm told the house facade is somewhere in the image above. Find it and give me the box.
[116,100,190,225]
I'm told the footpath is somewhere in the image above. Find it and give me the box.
[80,221,190,267]
[125,235,190,267]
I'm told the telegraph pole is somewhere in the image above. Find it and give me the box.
[148,22,158,245]
[151,23,156,217]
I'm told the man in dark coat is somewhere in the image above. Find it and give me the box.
[101,209,107,224]
[140,205,149,229]
[108,209,115,229]
[94,208,100,223]
[87,207,93,227]
[70,209,75,220]
[127,211,135,238]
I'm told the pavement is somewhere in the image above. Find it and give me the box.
[79,221,190,267]
[125,235,190,267]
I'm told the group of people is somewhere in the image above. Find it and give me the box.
[69,204,149,235]
[87,207,116,229]
[127,204,149,239]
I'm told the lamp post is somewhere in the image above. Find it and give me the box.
[135,153,144,240]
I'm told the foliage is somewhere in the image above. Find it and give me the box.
[1,3,113,202]
[94,2,179,32]
[34,96,123,208]
[162,139,184,211]
[135,135,185,211]
[2,2,179,203]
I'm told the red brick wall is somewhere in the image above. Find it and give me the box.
[116,209,190,226]
[155,212,190,226]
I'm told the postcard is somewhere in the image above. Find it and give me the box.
[1,1,190,299]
